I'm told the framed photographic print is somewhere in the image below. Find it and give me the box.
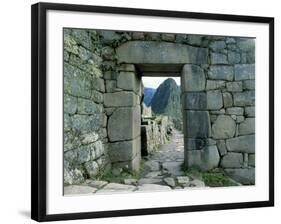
[31,2,274,222]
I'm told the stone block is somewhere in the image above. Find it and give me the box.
[161,33,176,42]
[108,106,141,141]
[217,140,227,156]
[185,145,220,171]
[234,64,255,80]
[243,80,255,90]
[71,114,103,134]
[210,41,226,51]
[117,72,140,92]
[228,51,241,64]
[77,98,103,114]
[181,64,206,92]
[207,90,223,110]
[210,53,228,64]
[64,63,92,98]
[104,92,138,107]
[182,92,207,110]
[238,118,255,135]
[248,154,255,167]
[221,152,243,168]
[109,136,140,162]
[117,64,136,72]
[237,39,255,51]
[184,111,211,138]
[222,92,233,108]
[184,138,206,150]
[226,107,244,115]
[233,91,255,106]
[212,115,236,139]
[224,168,255,185]
[208,65,234,81]
[226,81,243,92]
[64,94,77,114]
[84,161,99,178]
[226,135,255,153]
[245,106,255,117]
[206,80,226,90]
[116,41,208,64]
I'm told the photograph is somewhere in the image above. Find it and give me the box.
[31,2,274,221]
[63,29,256,195]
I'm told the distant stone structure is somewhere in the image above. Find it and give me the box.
[63,29,255,185]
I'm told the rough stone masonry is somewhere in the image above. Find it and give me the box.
[63,29,255,185]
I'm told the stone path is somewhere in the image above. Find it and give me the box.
[64,129,207,195]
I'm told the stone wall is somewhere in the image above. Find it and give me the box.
[141,115,173,156]
[181,37,255,184]
[63,28,255,185]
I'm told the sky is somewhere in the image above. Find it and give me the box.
[142,77,181,89]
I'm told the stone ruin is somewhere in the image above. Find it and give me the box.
[64,29,255,185]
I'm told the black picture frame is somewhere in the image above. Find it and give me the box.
[31,2,274,222]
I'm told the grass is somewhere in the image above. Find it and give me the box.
[181,165,238,187]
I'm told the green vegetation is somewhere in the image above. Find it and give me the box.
[182,165,239,187]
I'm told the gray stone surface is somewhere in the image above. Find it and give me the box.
[207,90,223,110]
[226,81,243,92]
[64,185,97,195]
[228,51,241,64]
[104,92,138,107]
[206,80,226,90]
[221,152,243,168]
[211,53,228,64]
[217,140,227,156]
[164,177,176,188]
[181,65,206,92]
[238,118,255,135]
[117,72,140,92]
[185,138,206,150]
[143,160,160,172]
[162,161,184,176]
[222,92,233,108]
[245,106,255,117]
[116,41,208,64]
[185,146,220,171]
[210,41,226,51]
[64,95,78,114]
[212,115,236,139]
[208,65,234,81]
[248,154,255,167]
[137,184,171,191]
[183,92,207,110]
[233,91,255,106]
[71,114,103,134]
[226,107,244,115]
[243,80,255,90]
[177,176,190,185]
[161,33,176,42]
[84,161,99,178]
[226,135,255,153]
[224,168,255,185]
[138,178,163,185]
[108,106,140,141]
[109,137,140,162]
[77,98,103,114]
[184,111,211,138]
[88,180,108,189]
[97,183,136,193]
[234,64,255,80]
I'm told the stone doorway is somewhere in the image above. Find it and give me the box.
[114,40,215,172]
